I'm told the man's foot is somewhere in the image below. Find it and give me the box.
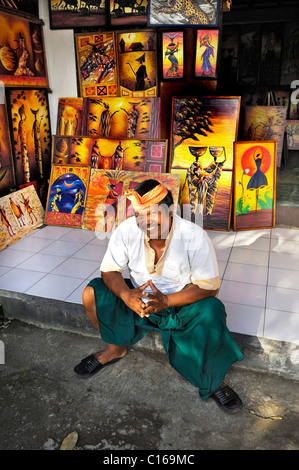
[209,382,243,413]
[74,345,127,377]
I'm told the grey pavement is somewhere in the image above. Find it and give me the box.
[0,317,298,452]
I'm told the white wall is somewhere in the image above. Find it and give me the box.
[38,0,78,132]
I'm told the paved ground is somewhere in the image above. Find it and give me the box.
[0,319,298,452]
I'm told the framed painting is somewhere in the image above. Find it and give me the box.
[238,24,261,86]
[0,184,44,251]
[56,97,86,136]
[48,0,106,29]
[6,89,52,189]
[147,0,220,27]
[260,23,282,86]
[161,31,184,80]
[233,141,277,231]
[45,164,90,228]
[285,121,299,150]
[280,22,299,86]
[243,106,287,167]
[169,96,241,231]
[116,30,158,98]
[195,29,219,79]
[219,26,238,85]
[0,97,16,197]
[51,136,168,172]
[0,11,48,88]
[109,0,148,26]
[82,169,181,232]
[75,32,118,99]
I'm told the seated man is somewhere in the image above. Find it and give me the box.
[75,179,244,413]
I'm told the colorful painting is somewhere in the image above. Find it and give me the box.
[45,165,90,228]
[0,184,44,251]
[285,121,299,150]
[169,96,241,231]
[7,89,52,191]
[0,98,16,197]
[82,169,181,232]
[75,32,118,99]
[0,11,48,88]
[116,30,157,98]
[233,141,277,231]
[162,31,184,80]
[195,29,219,78]
[52,136,167,172]
[49,0,106,29]
[147,0,220,27]
[56,97,85,135]
[244,106,287,167]
[109,0,148,26]
[280,22,299,86]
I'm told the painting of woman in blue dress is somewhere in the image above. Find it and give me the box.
[199,34,215,76]
[247,146,268,210]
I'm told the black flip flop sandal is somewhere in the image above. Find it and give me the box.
[210,384,243,413]
[74,354,122,377]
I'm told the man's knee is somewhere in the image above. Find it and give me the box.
[82,285,95,310]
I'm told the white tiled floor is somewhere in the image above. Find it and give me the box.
[0,225,299,345]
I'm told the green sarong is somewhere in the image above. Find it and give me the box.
[88,278,244,400]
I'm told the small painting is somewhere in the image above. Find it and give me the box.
[161,31,184,80]
[285,120,299,150]
[0,184,44,250]
[0,11,48,88]
[82,169,181,232]
[147,0,220,27]
[116,30,157,98]
[49,0,106,29]
[195,29,219,78]
[0,98,16,197]
[51,136,167,172]
[45,164,90,228]
[233,141,277,231]
[56,97,86,135]
[75,32,118,99]
[109,0,148,26]
[243,106,287,167]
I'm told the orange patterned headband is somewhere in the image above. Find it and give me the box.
[125,183,168,210]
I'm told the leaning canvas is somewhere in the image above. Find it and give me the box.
[285,121,299,150]
[233,141,277,231]
[82,169,181,232]
[0,185,44,250]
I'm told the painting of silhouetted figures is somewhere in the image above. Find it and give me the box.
[117,30,158,98]
[169,96,240,231]
[51,136,167,173]
[109,0,148,26]
[285,121,299,150]
[0,185,44,250]
[244,106,287,167]
[45,164,90,228]
[48,0,106,29]
[233,141,277,231]
[260,23,282,86]
[147,0,220,27]
[0,99,16,197]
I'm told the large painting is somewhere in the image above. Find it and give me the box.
[260,23,282,86]
[82,169,181,232]
[7,89,52,190]
[0,98,16,196]
[45,164,90,228]
[285,121,299,150]
[109,0,148,26]
[116,30,158,98]
[51,136,168,172]
[0,11,48,88]
[233,141,277,231]
[280,22,299,86]
[195,29,219,78]
[0,184,44,251]
[75,32,118,99]
[147,0,220,27]
[48,0,106,29]
[238,24,260,86]
[169,96,240,231]
[243,106,287,167]
[161,31,184,80]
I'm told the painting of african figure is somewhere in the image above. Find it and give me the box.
[82,169,180,232]
[45,164,90,228]
[169,96,240,231]
[244,106,287,167]
[148,0,220,27]
[285,121,299,150]
[0,10,48,88]
[233,141,277,231]
[51,136,167,173]
[0,98,16,197]
[0,184,44,251]
[195,29,219,78]
[162,31,184,80]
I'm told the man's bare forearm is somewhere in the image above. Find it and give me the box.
[166,284,218,308]
[101,271,131,301]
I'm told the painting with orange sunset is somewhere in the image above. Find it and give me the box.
[162,31,184,80]
[170,96,240,230]
[195,29,219,78]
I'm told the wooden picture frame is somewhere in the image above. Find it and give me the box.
[48,0,106,29]
[0,95,16,197]
[147,0,220,27]
[169,96,241,231]
[0,10,49,88]
[195,29,219,79]
[233,141,277,231]
[44,164,90,228]
[161,31,184,81]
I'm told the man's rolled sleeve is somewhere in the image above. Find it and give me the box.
[100,229,129,273]
[189,234,220,291]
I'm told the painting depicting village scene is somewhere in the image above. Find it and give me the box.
[170,96,240,231]
[49,0,106,29]
[109,0,148,26]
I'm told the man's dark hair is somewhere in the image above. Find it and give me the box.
[134,179,173,208]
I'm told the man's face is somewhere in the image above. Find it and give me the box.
[135,204,172,240]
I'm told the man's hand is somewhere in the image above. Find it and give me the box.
[142,280,168,315]
[121,280,152,318]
